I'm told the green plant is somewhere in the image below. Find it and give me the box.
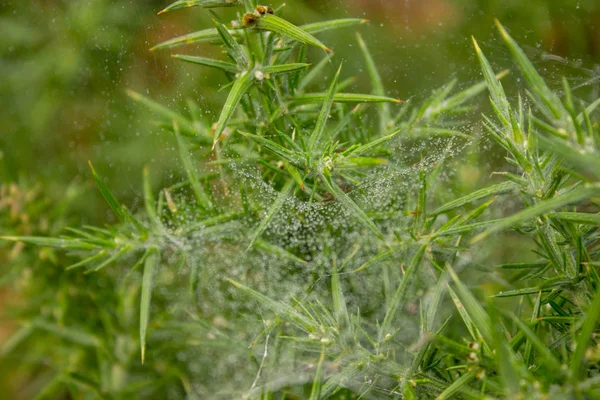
[2,1,600,399]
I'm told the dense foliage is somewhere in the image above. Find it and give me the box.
[2,0,600,399]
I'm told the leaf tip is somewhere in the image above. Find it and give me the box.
[471,36,481,53]
[125,89,140,99]
[494,19,507,37]
[226,278,240,288]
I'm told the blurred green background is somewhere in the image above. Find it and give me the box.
[1,0,599,398]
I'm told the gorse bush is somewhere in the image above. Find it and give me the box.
[2,0,600,398]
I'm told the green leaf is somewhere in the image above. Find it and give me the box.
[298,56,330,92]
[308,64,342,152]
[89,246,131,273]
[33,320,100,347]
[495,20,568,121]
[248,180,294,249]
[240,131,304,166]
[182,211,242,234]
[126,90,192,129]
[140,249,158,364]
[215,20,249,68]
[172,54,239,73]
[498,262,548,270]
[346,128,402,157]
[356,32,390,131]
[255,14,332,53]
[262,63,310,75]
[537,134,600,181]
[570,282,600,379]
[331,262,350,328]
[431,181,517,216]
[435,369,478,400]
[308,345,326,400]
[253,239,306,264]
[439,70,509,115]
[0,236,96,250]
[494,287,551,298]
[447,264,493,347]
[282,160,305,190]
[354,247,401,273]
[511,316,563,375]
[213,70,255,148]
[301,18,368,35]
[227,279,318,333]
[143,165,158,224]
[380,242,428,340]
[471,184,600,243]
[175,122,214,210]
[150,28,233,51]
[293,92,402,105]
[89,161,134,224]
[335,156,388,169]
[472,36,510,125]
[1,324,33,356]
[66,251,109,271]
[158,0,241,15]
[553,212,600,225]
[320,172,383,240]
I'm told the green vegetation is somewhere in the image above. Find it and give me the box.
[1,0,600,399]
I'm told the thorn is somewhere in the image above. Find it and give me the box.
[394,99,406,103]
[361,19,370,24]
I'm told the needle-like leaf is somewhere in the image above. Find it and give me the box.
[255,14,332,53]
[262,63,310,75]
[140,249,158,364]
[213,70,254,148]
[150,28,237,51]
[175,122,214,210]
[214,20,249,68]
[293,92,403,105]
[227,279,318,333]
[308,64,342,152]
[248,179,294,249]
[320,172,383,240]
[158,0,241,15]
[172,54,239,73]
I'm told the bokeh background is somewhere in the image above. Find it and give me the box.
[1,0,599,397]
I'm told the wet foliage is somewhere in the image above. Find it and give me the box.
[1,0,600,399]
